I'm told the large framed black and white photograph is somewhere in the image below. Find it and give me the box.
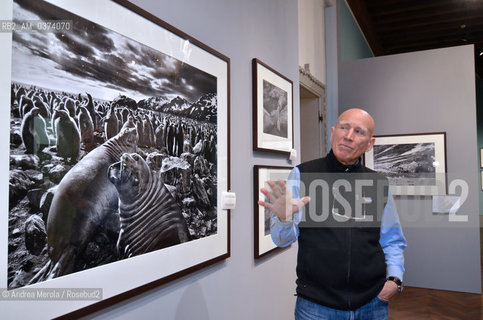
[1,0,230,318]
[364,132,446,196]
[253,165,291,258]
[252,58,293,155]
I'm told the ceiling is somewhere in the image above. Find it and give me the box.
[346,0,483,78]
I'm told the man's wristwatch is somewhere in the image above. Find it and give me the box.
[387,276,403,293]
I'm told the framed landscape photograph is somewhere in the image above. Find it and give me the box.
[253,165,292,258]
[364,132,446,196]
[252,58,293,155]
[1,0,230,318]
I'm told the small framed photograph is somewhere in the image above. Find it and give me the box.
[364,132,446,196]
[252,58,293,155]
[253,165,292,258]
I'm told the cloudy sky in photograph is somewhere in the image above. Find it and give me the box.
[11,0,217,102]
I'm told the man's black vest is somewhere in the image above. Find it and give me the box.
[296,150,388,310]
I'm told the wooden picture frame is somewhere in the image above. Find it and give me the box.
[2,0,230,318]
[364,132,446,196]
[253,165,292,258]
[252,58,293,155]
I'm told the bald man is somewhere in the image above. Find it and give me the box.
[259,108,406,320]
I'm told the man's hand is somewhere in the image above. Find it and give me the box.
[258,179,310,222]
[377,280,399,302]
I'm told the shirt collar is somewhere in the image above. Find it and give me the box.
[327,149,361,172]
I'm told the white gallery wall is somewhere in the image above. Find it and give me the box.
[339,45,481,294]
[298,0,326,84]
[81,0,301,319]
[324,2,339,147]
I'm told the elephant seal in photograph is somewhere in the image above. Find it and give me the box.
[40,125,138,279]
[108,153,190,258]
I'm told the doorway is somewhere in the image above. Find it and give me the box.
[299,68,327,163]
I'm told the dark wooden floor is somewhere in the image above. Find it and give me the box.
[388,230,483,320]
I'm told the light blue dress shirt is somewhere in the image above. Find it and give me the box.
[270,167,407,280]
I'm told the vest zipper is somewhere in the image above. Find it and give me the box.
[347,227,352,309]
[346,166,352,309]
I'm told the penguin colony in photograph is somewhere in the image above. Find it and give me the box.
[8,82,218,288]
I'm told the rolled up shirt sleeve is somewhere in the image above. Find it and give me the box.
[270,167,302,247]
[379,190,407,280]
